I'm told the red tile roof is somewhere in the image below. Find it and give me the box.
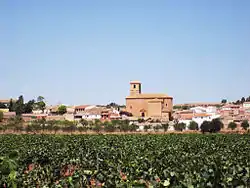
[75,105,90,109]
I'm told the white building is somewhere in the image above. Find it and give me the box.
[190,106,217,114]
[74,106,103,121]
[243,102,250,109]
[179,113,221,129]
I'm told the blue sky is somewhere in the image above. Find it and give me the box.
[1,0,250,105]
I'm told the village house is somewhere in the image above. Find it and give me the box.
[243,102,250,109]
[174,108,221,128]
[126,81,173,121]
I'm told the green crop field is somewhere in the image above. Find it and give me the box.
[0,134,249,187]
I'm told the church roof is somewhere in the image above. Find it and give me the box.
[126,93,172,99]
[130,80,141,84]
[148,98,162,102]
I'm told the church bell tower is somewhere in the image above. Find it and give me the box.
[130,81,141,96]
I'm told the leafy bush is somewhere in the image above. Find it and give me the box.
[188,121,199,130]
[200,119,224,133]
[228,122,237,130]
[144,125,151,132]
[241,120,249,130]
[173,123,186,131]
[153,124,162,132]
[104,123,115,132]
[128,124,139,132]
[162,123,169,132]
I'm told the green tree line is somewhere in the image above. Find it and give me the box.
[8,96,46,115]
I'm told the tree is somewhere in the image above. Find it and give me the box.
[246,96,250,102]
[35,96,46,113]
[228,122,237,130]
[221,99,227,104]
[210,118,223,132]
[0,111,3,122]
[57,105,67,115]
[162,123,169,132]
[106,102,119,108]
[144,125,150,132]
[8,99,15,112]
[200,121,211,134]
[200,119,223,133]
[37,96,44,102]
[241,97,246,104]
[174,123,186,131]
[235,100,241,105]
[23,100,35,113]
[15,95,24,115]
[188,121,199,130]
[241,120,249,130]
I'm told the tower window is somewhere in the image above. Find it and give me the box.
[133,84,136,89]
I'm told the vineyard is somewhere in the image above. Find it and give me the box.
[0,134,250,187]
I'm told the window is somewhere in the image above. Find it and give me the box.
[166,103,168,107]
[134,84,136,89]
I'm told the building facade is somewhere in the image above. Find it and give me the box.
[126,81,173,121]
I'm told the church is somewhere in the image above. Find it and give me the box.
[126,81,173,121]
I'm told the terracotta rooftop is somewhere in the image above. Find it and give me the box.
[126,93,172,99]
[180,113,211,120]
[222,104,240,109]
[194,113,211,117]
[75,105,90,109]
[0,99,17,103]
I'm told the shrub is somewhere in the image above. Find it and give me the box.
[188,121,199,130]
[200,121,211,133]
[104,123,115,132]
[144,125,151,132]
[162,123,169,132]
[228,122,237,130]
[174,123,186,131]
[200,119,223,133]
[129,124,139,132]
[241,120,249,130]
[153,124,162,132]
